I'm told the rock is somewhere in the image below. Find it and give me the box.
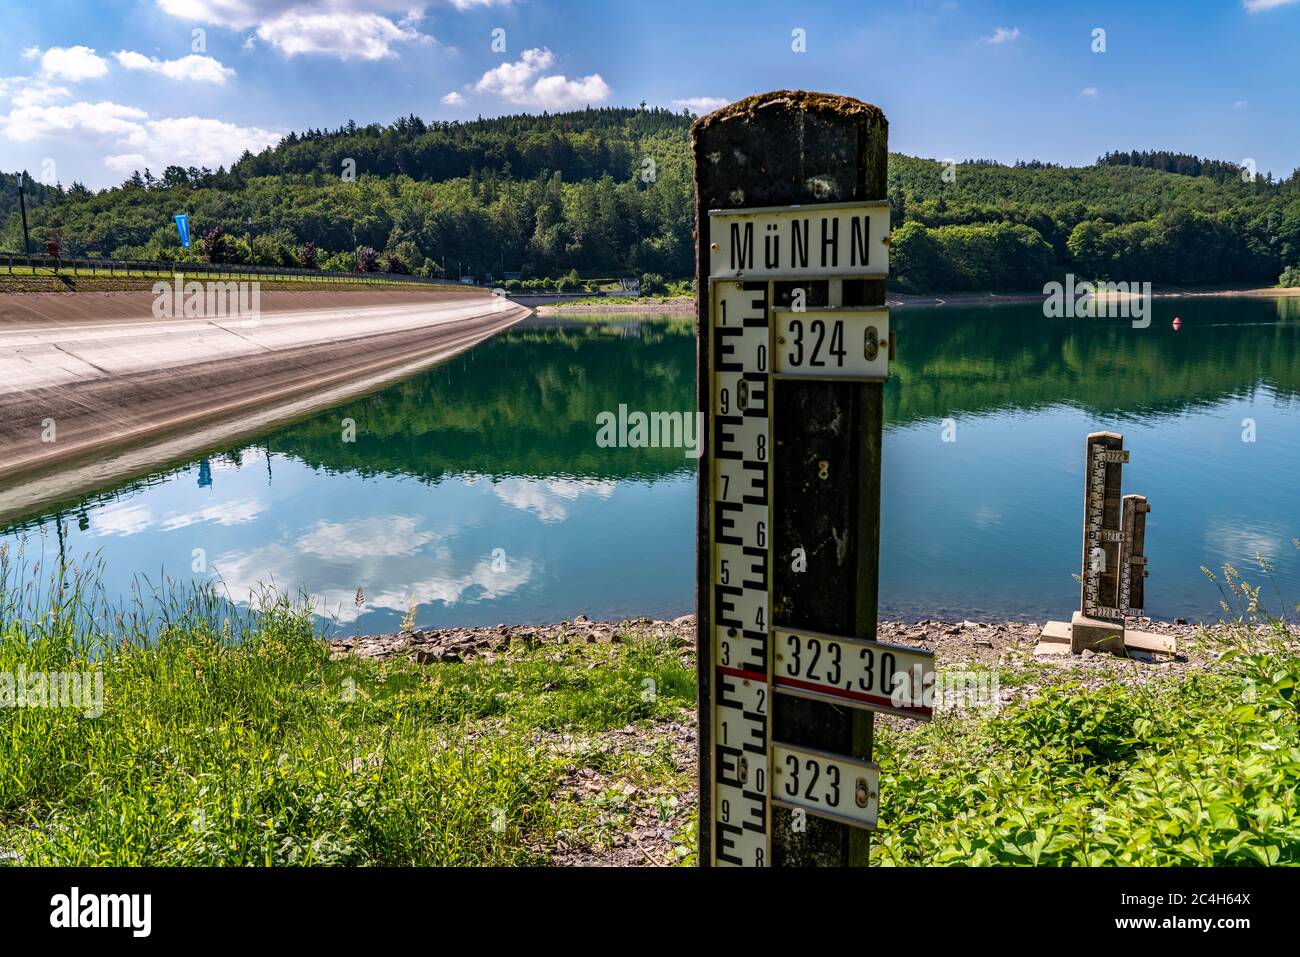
[1174,618,1188,625]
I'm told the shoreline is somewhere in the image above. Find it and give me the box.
[330,613,1208,671]
[533,285,1300,315]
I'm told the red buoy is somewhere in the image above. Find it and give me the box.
[1172,317,1182,330]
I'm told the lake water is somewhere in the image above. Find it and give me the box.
[5,298,1299,633]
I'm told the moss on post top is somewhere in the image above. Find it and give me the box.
[690,89,889,213]
[691,90,886,138]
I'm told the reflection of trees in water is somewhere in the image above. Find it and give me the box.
[886,299,1300,426]
[7,304,1296,532]
[264,321,699,483]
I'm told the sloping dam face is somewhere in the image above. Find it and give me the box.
[0,287,531,524]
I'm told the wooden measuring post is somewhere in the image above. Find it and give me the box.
[694,91,927,868]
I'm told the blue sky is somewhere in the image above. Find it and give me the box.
[1,0,1297,190]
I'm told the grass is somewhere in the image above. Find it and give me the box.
[0,262,457,294]
[0,546,696,866]
[873,554,1300,866]
[547,294,694,307]
[2,539,1295,866]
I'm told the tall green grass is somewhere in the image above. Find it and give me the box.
[0,542,693,865]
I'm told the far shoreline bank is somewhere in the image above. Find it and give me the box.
[533,285,1300,315]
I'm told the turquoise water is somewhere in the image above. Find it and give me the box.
[5,299,1298,632]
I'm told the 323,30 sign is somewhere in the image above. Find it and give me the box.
[774,308,890,380]
[773,627,934,720]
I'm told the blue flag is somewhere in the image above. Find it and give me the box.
[174,213,190,248]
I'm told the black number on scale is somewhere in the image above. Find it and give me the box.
[809,319,826,366]
[829,321,846,365]
[720,388,729,414]
[783,754,799,797]
[756,344,767,372]
[785,633,800,676]
[826,642,842,685]
[721,799,730,822]
[802,759,821,800]
[806,637,822,679]
[756,434,766,461]
[788,319,804,366]
[826,766,841,807]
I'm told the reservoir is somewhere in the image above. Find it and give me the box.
[4,297,1297,633]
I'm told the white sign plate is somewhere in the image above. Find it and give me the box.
[772,742,880,830]
[773,627,934,720]
[709,201,891,279]
[773,308,890,380]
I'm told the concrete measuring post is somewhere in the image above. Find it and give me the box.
[694,91,929,868]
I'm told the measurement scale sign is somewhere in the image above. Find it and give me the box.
[772,743,880,831]
[773,627,934,720]
[1082,433,1129,620]
[710,279,773,867]
[1119,495,1150,614]
[773,308,891,380]
[709,201,891,280]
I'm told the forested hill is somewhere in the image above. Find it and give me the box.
[3,107,1298,291]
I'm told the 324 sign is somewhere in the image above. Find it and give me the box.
[774,307,890,380]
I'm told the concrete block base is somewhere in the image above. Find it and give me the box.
[1069,611,1126,654]
[1038,616,1177,660]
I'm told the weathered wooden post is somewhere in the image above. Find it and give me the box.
[693,91,932,867]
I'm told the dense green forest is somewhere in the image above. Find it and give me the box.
[2,107,1298,291]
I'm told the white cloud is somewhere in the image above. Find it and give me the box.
[2,79,72,108]
[1079,86,1098,98]
[156,1,433,59]
[115,51,236,83]
[1234,100,1248,110]
[90,502,153,537]
[441,90,465,105]
[2,100,148,141]
[257,11,427,59]
[1243,0,1298,11]
[295,515,437,559]
[473,47,609,108]
[490,477,616,523]
[980,26,1020,44]
[671,96,729,113]
[28,45,110,81]
[103,115,281,172]
[160,497,267,531]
